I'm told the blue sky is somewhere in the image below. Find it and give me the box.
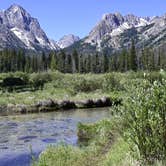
[1,0,166,40]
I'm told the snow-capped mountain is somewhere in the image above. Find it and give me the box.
[56,34,80,49]
[85,13,150,45]
[66,12,166,54]
[0,4,59,51]
[1,5,166,54]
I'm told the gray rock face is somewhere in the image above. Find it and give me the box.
[56,34,80,49]
[79,12,166,53]
[0,4,59,51]
[0,24,26,50]
[1,5,166,54]
[85,13,150,46]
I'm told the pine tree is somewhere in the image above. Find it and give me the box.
[65,54,72,73]
[41,52,47,71]
[119,49,127,72]
[72,49,79,73]
[130,39,137,71]
[103,53,109,73]
[58,50,66,73]
[50,53,57,71]
[85,55,91,73]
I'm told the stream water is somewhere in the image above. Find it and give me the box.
[0,108,111,166]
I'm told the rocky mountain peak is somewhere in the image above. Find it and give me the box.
[102,12,124,26]
[85,12,151,45]
[7,4,27,14]
[56,34,80,49]
[5,4,32,30]
[0,4,60,51]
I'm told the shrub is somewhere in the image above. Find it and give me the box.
[123,80,166,164]
[144,72,164,84]
[13,72,29,83]
[2,77,26,87]
[30,72,52,90]
[102,73,124,91]
[71,76,102,93]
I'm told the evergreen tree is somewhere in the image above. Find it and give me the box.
[103,53,109,73]
[130,39,137,71]
[65,54,72,73]
[41,52,47,71]
[119,49,127,72]
[72,49,79,73]
[50,52,57,71]
[58,50,66,73]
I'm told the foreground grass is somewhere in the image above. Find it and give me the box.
[35,119,113,166]
[102,137,138,166]
[35,119,135,166]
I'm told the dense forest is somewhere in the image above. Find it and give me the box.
[0,40,166,73]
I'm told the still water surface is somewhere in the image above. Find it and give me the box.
[0,108,110,166]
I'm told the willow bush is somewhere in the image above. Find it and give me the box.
[102,73,124,92]
[123,80,166,164]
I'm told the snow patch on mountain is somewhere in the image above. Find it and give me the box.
[11,27,34,49]
[85,13,150,45]
[0,4,59,51]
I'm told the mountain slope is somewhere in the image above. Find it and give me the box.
[0,24,27,49]
[67,13,166,54]
[85,13,149,45]
[0,4,59,51]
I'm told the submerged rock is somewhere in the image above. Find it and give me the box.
[59,100,76,110]
[80,99,95,108]
[78,97,113,108]
[94,99,104,107]
[101,97,112,106]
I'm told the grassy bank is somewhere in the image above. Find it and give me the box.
[35,118,135,166]
[0,70,164,106]
[0,72,110,105]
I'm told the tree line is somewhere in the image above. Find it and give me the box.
[0,40,166,73]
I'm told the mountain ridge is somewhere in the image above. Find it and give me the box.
[0,4,166,54]
[65,12,166,54]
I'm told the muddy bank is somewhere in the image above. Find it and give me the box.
[0,97,121,114]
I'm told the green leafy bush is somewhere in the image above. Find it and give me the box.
[30,72,52,90]
[71,75,102,93]
[102,73,124,91]
[144,72,164,84]
[123,80,166,164]
[13,72,29,83]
